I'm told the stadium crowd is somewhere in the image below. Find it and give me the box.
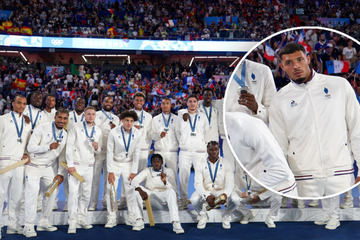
[0,58,230,115]
[0,0,360,40]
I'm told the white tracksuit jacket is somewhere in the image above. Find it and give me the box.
[67,110,84,130]
[269,71,360,180]
[197,102,219,143]
[151,113,179,152]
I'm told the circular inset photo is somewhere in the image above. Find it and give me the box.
[224,26,360,199]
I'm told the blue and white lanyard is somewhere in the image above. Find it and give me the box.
[162,113,171,129]
[83,121,95,141]
[102,109,114,122]
[52,121,63,142]
[121,126,132,155]
[11,111,23,140]
[138,110,144,125]
[207,158,220,186]
[245,173,251,195]
[233,61,246,87]
[28,105,40,130]
[73,111,84,123]
[202,105,212,125]
[188,113,198,133]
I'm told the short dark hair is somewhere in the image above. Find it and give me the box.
[133,92,146,100]
[161,98,171,103]
[279,43,306,60]
[187,94,198,102]
[120,110,138,121]
[13,94,26,102]
[56,108,69,116]
[207,141,219,148]
[202,87,214,95]
[151,153,163,163]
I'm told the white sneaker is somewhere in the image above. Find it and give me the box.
[314,216,330,225]
[240,211,255,224]
[37,222,57,232]
[105,218,117,228]
[77,220,93,229]
[23,226,37,238]
[325,218,340,230]
[132,218,144,231]
[281,198,288,208]
[68,224,76,234]
[197,215,208,229]
[178,200,188,210]
[340,198,354,209]
[88,206,96,211]
[222,220,231,229]
[265,217,276,228]
[6,224,23,234]
[125,215,136,226]
[297,200,305,209]
[37,204,42,212]
[308,200,319,207]
[172,221,184,234]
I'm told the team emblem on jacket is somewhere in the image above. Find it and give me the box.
[290,100,297,107]
[251,73,257,84]
[324,87,331,98]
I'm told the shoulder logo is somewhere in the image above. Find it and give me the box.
[324,87,331,98]
[291,100,297,107]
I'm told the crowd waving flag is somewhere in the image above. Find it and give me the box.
[264,42,275,61]
[326,60,349,74]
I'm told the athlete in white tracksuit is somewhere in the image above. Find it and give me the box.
[177,95,208,209]
[198,88,219,143]
[24,111,68,236]
[105,110,141,228]
[190,141,245,229]
[89,97,120,211]
[23,92,44,132]
[66,107,102,233]
[0,96,31,238]
[225,112,298,197]
[151,98,179,197]
[269,43,360,229]
[131,154,184,234]
[237,170,282,228]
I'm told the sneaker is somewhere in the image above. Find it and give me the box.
[340,199,354,209]
[308,200,319,207]
[125,215,136,226]
[297,200,305,209]
[23,226,37,238]
[265,217,276,228]
[37,204,42,212]
[88,206,96,211]
[105,218,117,228]
[178,201,188,210]
[240,211,255,224]
[132,219,144,231]
[325,218,340,230]
[68,224,76,234]
[37,222,57,232]
[197,215,208,229]
[77,220,93,229]
[314,216,330,225]
[172,221,184,234]
[281,198,288,208]
[6,224,23,234]
[222,220,231,229]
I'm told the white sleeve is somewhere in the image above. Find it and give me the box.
[27,126,50,154]
[131,169,148,189]
[65,127,76,168]
[106,131,115,173]
[194,163,211,200]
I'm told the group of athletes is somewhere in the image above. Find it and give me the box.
[0,42,359,238]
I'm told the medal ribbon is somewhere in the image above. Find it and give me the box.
[28,105,40,130]
[11,111,23,140]
[162,113,171,129]
[207,158,220,185]
[52,121,63,142]
[73,111,84,123]
[83,121,95,140]
[102,109,114,122]
[121,126,132,155]
[233,61,246,87]
[138,110,144,125]
[202,105,212,125]
[188,113,198,133]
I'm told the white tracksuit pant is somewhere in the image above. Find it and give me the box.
[68,165,94,225]
[106,163,135,221]
[155,151,179,197]
[138,149,150,173]
[134,188,180,222]
[322,196,340,219]
[0,163,24,227]
[89,153,107,209]
[179,150,206,203]
[24,165,58,227]
[190,191,244,221]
